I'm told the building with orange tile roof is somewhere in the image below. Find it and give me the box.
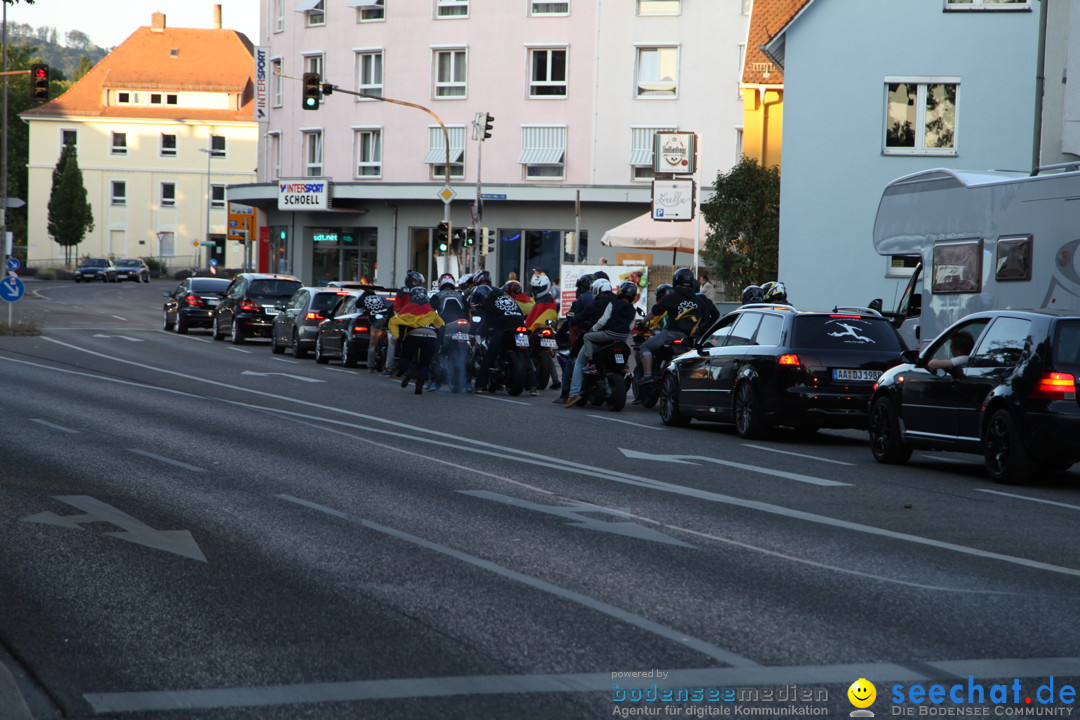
[21,8,258,270]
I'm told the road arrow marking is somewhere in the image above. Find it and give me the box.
[618,448,852,487]
[459,490,694,547]
[241,370,325,383]
[21,495,207,562]
[92,334,143,342]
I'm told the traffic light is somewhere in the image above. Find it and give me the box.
[302,72,321,110]
[435,221,450,254]
[482,112,494,141]
[30,64,48,102]
[481,227,495,256]
[465,227,476,246]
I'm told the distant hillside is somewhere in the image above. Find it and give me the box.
[6,22,110,82]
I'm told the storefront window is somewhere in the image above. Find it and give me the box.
[311,227,377,284]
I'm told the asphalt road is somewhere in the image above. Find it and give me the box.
[1,280,1079,720]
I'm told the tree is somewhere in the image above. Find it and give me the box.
[700,156,781,299]
[47,142,94,266]
[74,55,93,81]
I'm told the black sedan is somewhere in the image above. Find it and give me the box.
[270,287,354,358]
[115,258,150,283]
[74,258,117,283]
[314,291,393,367]
[162,277,231,333]
[659,305,906,437]
[869,309,1080,484]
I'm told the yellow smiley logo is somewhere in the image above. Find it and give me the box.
[848,678,877,709]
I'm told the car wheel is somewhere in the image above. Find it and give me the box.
[658,373,691,427]
[314,337,329,364]
[173,311,188,335]
[212,316,225,341]
[342,339,359,368]
[230,319,245,345]
[868,396,912,464]
[270,330,285,354]
[984,409,1035,485]
[733,380,767,439]
[163,309,171,331]
[293,330,308,359]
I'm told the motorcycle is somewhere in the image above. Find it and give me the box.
[631,323,686,408]
[474,325,531,396]
[529,322,559,390]
[430,318,474,393]
[580,339,632,411]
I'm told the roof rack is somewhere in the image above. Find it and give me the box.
[738,303,798,311]
[830,306,883,317]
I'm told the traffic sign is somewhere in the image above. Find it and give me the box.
[0,275,25,302]
[438,185,457,204]
[6,257,20,272]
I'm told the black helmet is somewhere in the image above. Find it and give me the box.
[404,270,425,289]
[472,269,492,286]
[741,285,764,304]
[672,267,695,289]
[469,284,493,310]
[617,281,637,301]
[575,273,595,294]
[593,270,610,281]
[762,281,788,304]
[655,284,674,303]
[437,272,456,290]
[409,286,429,305]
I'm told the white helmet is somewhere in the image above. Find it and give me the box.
[530,274,551,296]
[591,278,613,295]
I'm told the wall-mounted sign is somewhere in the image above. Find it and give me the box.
[652,179,695,221]
[653,132,696,175]
[254,46,270,124]
[278,180,330,211]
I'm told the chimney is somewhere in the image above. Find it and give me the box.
[151,12,166,32]
[213,4,222,29]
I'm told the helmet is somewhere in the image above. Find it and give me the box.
[655,283,674,303]
[762,281,788,304]
[469,284,493,310]
[409,286,429,305]
[672,267,695,289]
[530,274,551,297]
[617,281,637,301]
[575,274,595,294]
[503,280,523,297]
[591,278,613,295]
[593,270,610,281]
[472,269,492,286]
[457,273,473,290]
[404,270,425,289]
[741,285,765,304]
[437,273,456,290]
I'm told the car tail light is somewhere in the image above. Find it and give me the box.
[184,294,202,306]
[829,314,863,319]
[778,354,800,366]
[516,326,528,333]
[306,312,324,321]
[351,325,370,334]
[240,300,261,312]
[1030,372,1077,400]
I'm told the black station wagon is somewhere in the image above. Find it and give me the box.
[659,305,907,437]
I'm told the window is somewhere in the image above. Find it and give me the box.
[304,54,324,78]
[272,59,283,106]
[995,235,1032,281]
[945,0,1028,9]
[150,93,162,104]
[354,128,382,177]
[211,184,226,209]
[519,125,566,180]
[932,238,982,294]
[304,130,323,177]
[884,79,958,155]
[111,132,127,155]
[629,126,675,181]
[269,132,282,180]
[436,0,468,18]
[61,129,77,148]
[755,314,784,347]
[969,317,1031,369]
[356,51,384,98]
[352,0,385,20]
[530,1,569,15]
[166,94,178,105]
[638,0,680,15]
[161,182,176,207]
[210,135,226,157]
[425,125,465,179]
[886,254,920,278]
[160,133,177,157]
[724,313,764,347]
[117,92,141,104]
[296,0,325,26]
[275,0,284,31]
[529,48,567,98]
[434,49,467,98]
[111,180,126,205]
[636,46,679,98]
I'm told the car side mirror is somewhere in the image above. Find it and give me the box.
[162,291,170,297]
[274,302,286,311]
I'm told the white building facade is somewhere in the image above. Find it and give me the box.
[231,0,750,286]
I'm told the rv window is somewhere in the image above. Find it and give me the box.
[995,235,1032,281]
[932,239,982,294]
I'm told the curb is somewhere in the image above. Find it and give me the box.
[0,660,33,720]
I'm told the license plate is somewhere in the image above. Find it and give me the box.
[515,334,530,348]
[451,332,470,341]
[614,354,625,364]
[264,307,279,316]
[540,338,557,349]
[206,299,218,306]
[832,368,880,382]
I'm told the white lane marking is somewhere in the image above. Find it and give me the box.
[270,357,300,364]
[160,330,212,342]
[322,367,353,374]
[278,494,756,667]
[127,449,207,473]
[83,656,1080,713]
[240,370,325,383]
[26,341,1080,580]
[978,489,1080,512]
[620,448,850,487]
[92,333,142,342]
[112,315,128,321]
[741,444,855,466]
[586,414,664,430]
[228,347,252,354]
[919,454,974,465]
[474,394,530,405]
[30,418,79,434]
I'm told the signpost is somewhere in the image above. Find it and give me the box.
[1,273,25,328]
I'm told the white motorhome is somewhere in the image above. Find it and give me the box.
[872,164,1080,349]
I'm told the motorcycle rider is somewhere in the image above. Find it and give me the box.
[380,269,426,377]
[564,279,636,408]
[761,280,791,306]
[638,267,718,382]
[362,290,392,372]
[388,286,445,395]
[554,273,596,403]
[424,273,470,391]
[475,281,537,395]
[524,274,561,389]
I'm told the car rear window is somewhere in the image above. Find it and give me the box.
[249,280,302,298]
[1053,320,1080,366]
[791,316,903,352]
[190,279,230,292]
[313,292,350,312]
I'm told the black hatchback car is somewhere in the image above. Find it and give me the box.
[658,305,907,437]
[269,287,353,358]
[162,277,231,333]
[869,309,1080,484]
[313,288,394,367]
[212,273,302,344]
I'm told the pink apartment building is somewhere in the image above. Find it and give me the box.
[231,0,749,286]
